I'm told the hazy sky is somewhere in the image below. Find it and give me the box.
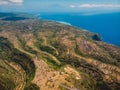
[0,0,120,13]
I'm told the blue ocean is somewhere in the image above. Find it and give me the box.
[40,12,120,46]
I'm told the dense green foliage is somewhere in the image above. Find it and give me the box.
[24,83,40,90]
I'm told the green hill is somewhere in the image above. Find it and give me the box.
[0,13,120,90]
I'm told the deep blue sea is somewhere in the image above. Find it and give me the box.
[39,12,120,46]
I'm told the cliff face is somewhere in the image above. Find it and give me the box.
[0,13,120,90]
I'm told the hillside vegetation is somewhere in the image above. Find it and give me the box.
[0,13,120,90]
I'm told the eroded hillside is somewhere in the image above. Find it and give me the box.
[0,13,120,90]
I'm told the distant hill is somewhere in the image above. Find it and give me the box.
[0,13,120,90]
[0,12,35,21]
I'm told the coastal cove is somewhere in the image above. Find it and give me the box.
[40,12,120,46]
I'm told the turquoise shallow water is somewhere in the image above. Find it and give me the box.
[40,12,120,46]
